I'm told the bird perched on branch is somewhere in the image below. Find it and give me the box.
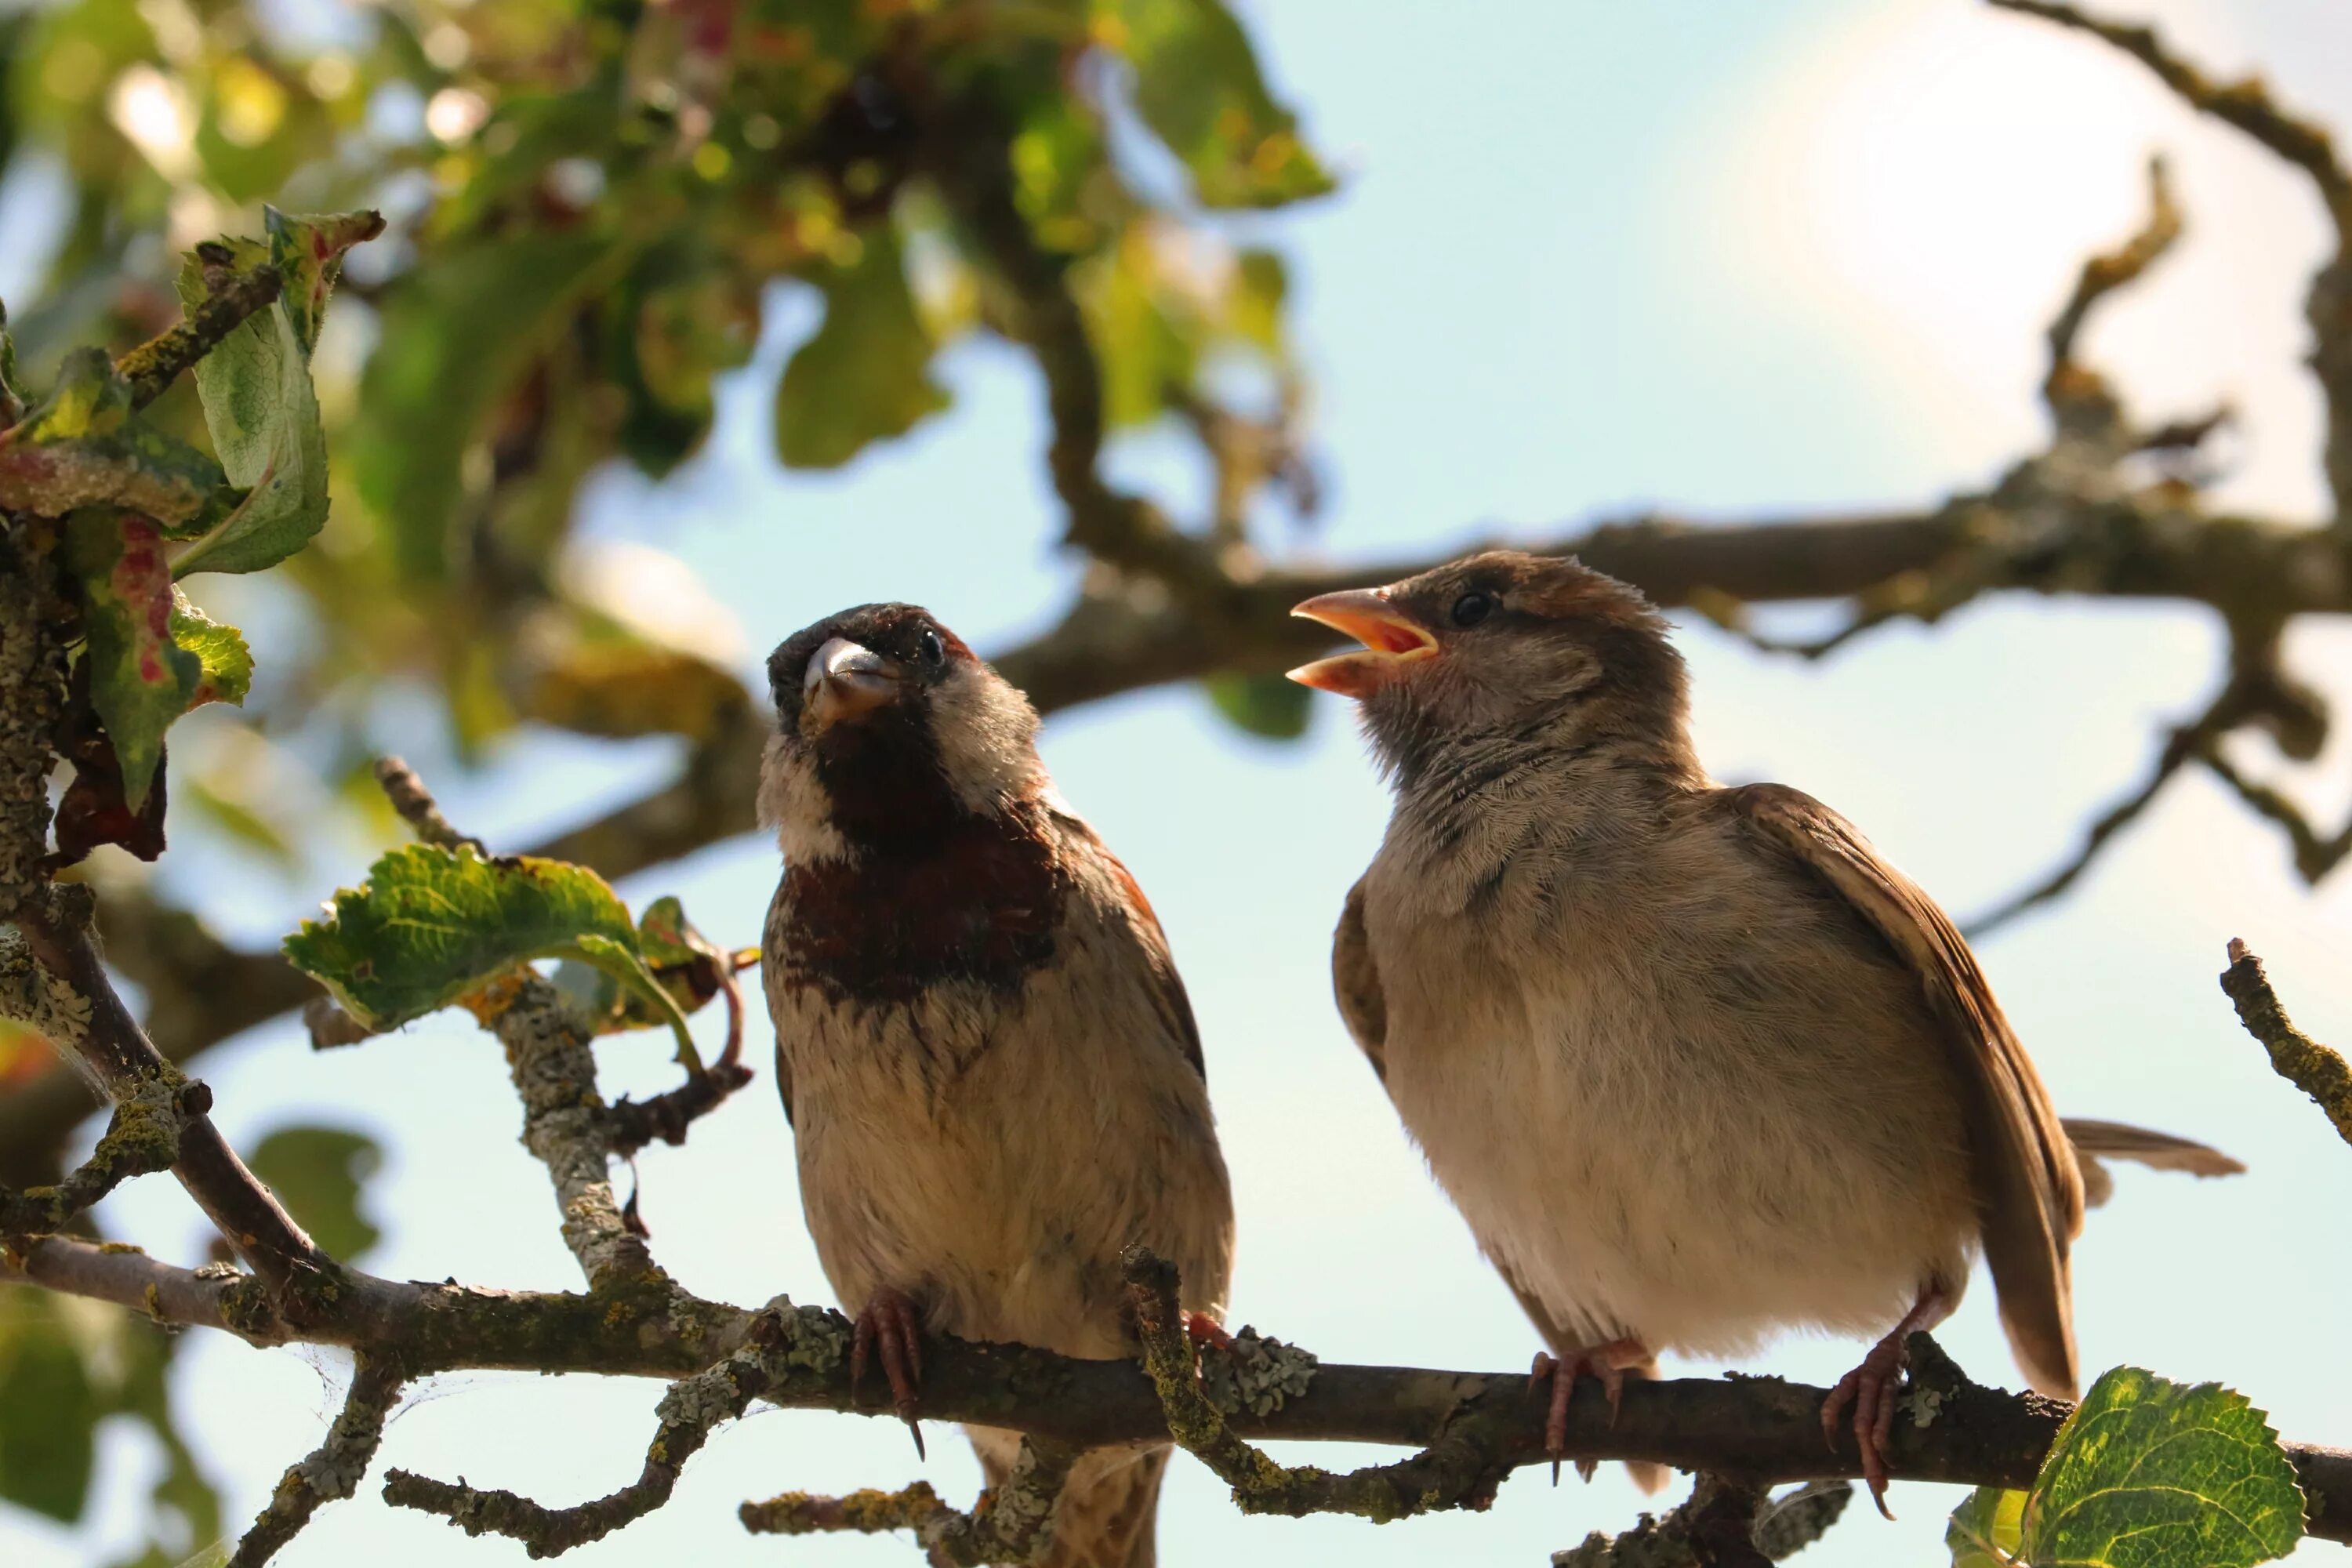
[760,603,1234,1568]
[1290,551,2241,1510]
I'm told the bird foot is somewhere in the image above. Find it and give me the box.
[1822,1331,1911,1519]
[1530,1337,1649,1485]
[852,1287,927,1460]
[1184,1312,1235,1354]
[1820,1287,1950,1519]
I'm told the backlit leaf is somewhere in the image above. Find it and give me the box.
[775,227,949,470]
[171,590,252,709]
[1204,670,1311,740]
[1114,0,1334,209]
[1948,1486,2026,1568]
[246,1123,383,1263]
[0,1296,98,1522]
[170,208,380,575]
[2021,1367,2303,1568]
[283,843,701,1069]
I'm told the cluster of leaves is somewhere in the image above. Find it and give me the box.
[1945,1367,2306,1568]
[2,0,1332,824]
[1,207,375,862]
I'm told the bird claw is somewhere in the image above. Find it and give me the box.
[1530,1338,1644,1486]
[1822,1334,1908,1519]
[851,1287,927,1460]
[1183,1311,1235,1355]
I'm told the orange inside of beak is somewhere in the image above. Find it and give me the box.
[1285,590,1438,696]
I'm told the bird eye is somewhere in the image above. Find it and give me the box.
[918,629,945,666]
[1450,591,1496,628]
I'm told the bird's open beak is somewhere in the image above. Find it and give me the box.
[804,637,902,731]
[1286,589,1439,698]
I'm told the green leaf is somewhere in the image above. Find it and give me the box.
[265,206,383,356]
[0,348,227,524]
[1114,0,1334,209]
[354,230,622,581]
[170,590,252,708]
[283,843,702,1070]
[1205,671,1312,739]
[1948,1486,2027,1568]
[245,1124,383,1262]
[169,232,328,575]
[2021,1367,2304,1568]
[554,894,741,1036]
[65,512,201,808]
[0,1296,99,1522]
[775,227,950,469]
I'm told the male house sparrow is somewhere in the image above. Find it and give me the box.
[1290,552,2241,1507]
[760,604,1236,1567]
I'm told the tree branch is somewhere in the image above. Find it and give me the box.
[10,1239,2352,1543]
[113,241,285,412]
[1989,0,2352,520]
[228,1351,407,1568]
[741,1436,1076,1565]
[2219,938,2352,1147]
[0,1070,206,1237]
[2,891,328,1301]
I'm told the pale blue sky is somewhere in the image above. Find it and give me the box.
[10,1,2352,1564]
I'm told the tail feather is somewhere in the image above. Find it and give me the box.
[967,1430,1167,1568]
[2062,1118,2246,1210]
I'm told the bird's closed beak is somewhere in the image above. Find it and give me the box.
[804,637,902,731]
[1286,589,1439,698]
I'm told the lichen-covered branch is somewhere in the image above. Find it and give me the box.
[9,1233,2352,1542]
[228,1351,408,1568]
[2,894,326,1300]
[741,1436,1077,1566]
[488,972,668,1292]
[1123,1247,1513,1523]
[0,1071,207,1237]
[113,241,287,412]
[2219,938,2352,1148]
[1555,1474,1848,1567]
[383,1296,845,1558]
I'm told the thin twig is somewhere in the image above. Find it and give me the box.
[742,1437,1079,1566]
[1989,0,2352,521]
[384,1297,846,1558]
[2219,939,2352,1148]
[2042,154,2181,433]
[114,245,284,412]
[1122,1247,1514,1521]
[0,1073,207,1238]
[228,1352,408,1567]
[372,755,485,853]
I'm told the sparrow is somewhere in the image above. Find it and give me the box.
[760,603,1236,1568]
[1289,550,2241,1509]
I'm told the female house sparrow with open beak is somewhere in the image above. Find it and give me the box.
[1290,551,2241,1510]
[760,604,1236,1568]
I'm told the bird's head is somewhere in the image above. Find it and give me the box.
[1287,551,1690,783]
[759,603,1044,857]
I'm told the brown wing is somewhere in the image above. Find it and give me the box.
[1725,782,2085,1399]
[1052,809,1207,1082]
[1332,875,1389,1084]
